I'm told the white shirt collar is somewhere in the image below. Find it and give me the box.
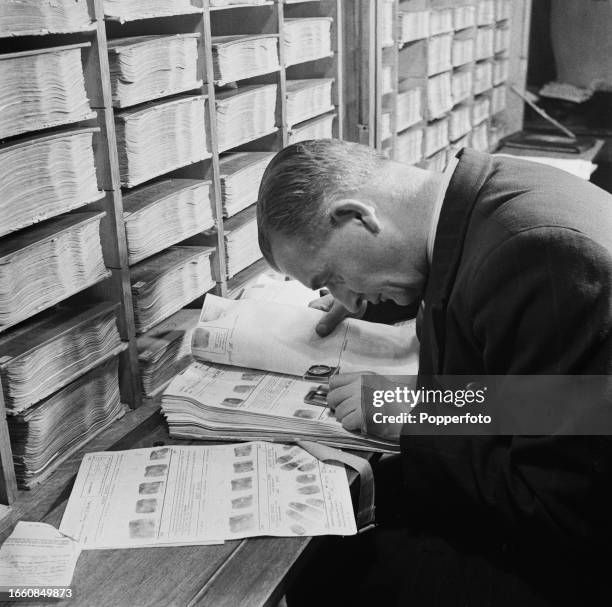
[426,155,460,266]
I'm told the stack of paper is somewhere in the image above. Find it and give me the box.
[381,0,395,47]
[283,18,333,66]
[104,0,202,22]
[0,128,102,238]
[216,85,277,152]
[491,85,506,114]
[9,358,123,488]
[108,35,201,108]
[428,34,452,75]
[130,246,214,334]
[0,0,93,37]
[475,26,494,60]
[423,148,448,172]
[122,179,214,265]
[477,0,495,25]
[286,79,334,127]
[115,95,209,188]
[471,121,489,152]
[495,0,510,22]
[382,65,394,95]
[453,5,475,30]
[288,113,335,144]
[494,26,510,54]
[452,67,473,105]
[0,45,94,139]
[0,303,122,414]
[452,35,474,67]
[449,104,472,141]
[381,113,392,141]
[474,61,493,94]
[449,133,470,157]
[219,152,275,218]
[430,9,453,35]
[137,309,199,397]
[0,213,108,333]
[427,72,453,119]
[396,127,423,164]
[424,117,449,156]
[472,95,491,125]
[493,56,509,85]
[221,207,262,278]
[489,122,506,150]
[212,35,279,85]
[210,0,269,5]
[399,11,429,44]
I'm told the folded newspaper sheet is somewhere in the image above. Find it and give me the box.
[161,294,419,451]
[60,442,356,547]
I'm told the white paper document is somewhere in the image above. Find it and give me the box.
[192,295,419,378]
[60,442,356,549]
[0,522,80,587]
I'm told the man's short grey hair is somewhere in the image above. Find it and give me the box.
[256,139,386,270]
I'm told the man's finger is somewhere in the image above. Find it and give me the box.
[315,300,351,337]
[327,382,358,412]
[308,294,334,312]
[341,410,363,432]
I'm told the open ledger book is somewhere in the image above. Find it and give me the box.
[162,290,419,452]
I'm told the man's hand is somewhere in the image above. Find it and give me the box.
[309,294,367,337]
[327,372,370,432]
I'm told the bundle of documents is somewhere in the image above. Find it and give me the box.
[0,45,94,139]
[108,34,201,108]
[428,34,452,75]
[0,213,108,333]
[9,358,124,488]
[399,10,429,44]
[0,128,102,238]
[452,68,473,105]
[115,95,209,188]
[288,112,335,144]
[283,18,333,67]
[423,148,448,172]
[60,441,356,547]
[449,104,472,141]
[122,179,214,265]
[0,303,122,414]
[475,26,494,60]
[220,206,261,278]
[471,121,489,152]
[381,113,392,142]
[427,72,453,120]
[210,0,269,5]
[216,85,277,152]
[452,36,474,67]
[472,95,491,126]
[396,127,423,165]
[493,56,509,85]
[453,5,476,30]
[219,152,275,218]
[130,246,214,334]
[495,0,510,22]
[449,134,470,158]
[0,0,93,37]
[286,79,334,127]
[477,0,495,25]
[425,117,449,156]
[381,0,395,47]
[162,294,420,451]
[212,35,279,85]
[382,65,394,95]
[104,0,202,22]
[474,60,493,94]
[491,85,507,114]
[137,309,199,397]
[430,8,453,35]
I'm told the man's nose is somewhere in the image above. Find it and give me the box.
[329,286,362,314]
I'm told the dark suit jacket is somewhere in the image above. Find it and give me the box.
[388,149,612,603]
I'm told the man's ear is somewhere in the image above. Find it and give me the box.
[328,198,381,234]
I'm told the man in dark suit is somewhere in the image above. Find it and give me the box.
[256,139,612,606]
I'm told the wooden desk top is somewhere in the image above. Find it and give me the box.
[0,406,368,607]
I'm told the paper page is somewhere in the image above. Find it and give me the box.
[495,153,596,180]
[192,295,418,377]
[165,362,338,424]
[60,443,355,548]
[240,274,319,308]
[0,522,81,587]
